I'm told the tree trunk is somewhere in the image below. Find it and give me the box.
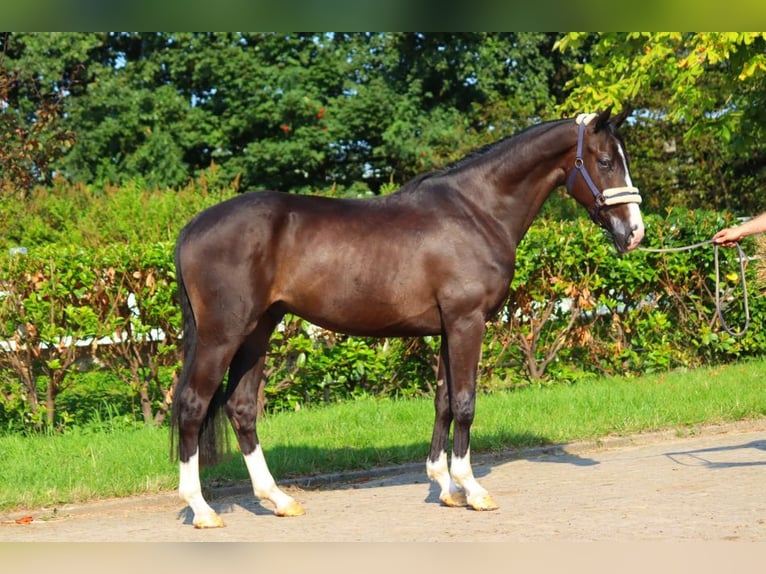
[45,374,57,428]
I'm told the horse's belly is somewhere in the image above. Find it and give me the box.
[280,278,442,337]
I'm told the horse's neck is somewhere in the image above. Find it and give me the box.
[458,125,575,245]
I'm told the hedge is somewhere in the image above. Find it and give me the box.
[1,208,763,432]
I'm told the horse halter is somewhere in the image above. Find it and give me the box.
[565,113,642,222]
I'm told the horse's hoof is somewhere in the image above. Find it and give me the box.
[440,489,468,508]
[468,493,499,511]
[276,500,305,517]
[193,512,226,528]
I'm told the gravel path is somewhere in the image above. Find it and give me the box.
[3,420,766,542]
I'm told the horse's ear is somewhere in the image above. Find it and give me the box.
[610,105,633,129]
[594,105,614,132]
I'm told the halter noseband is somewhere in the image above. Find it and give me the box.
[565,113,642,222]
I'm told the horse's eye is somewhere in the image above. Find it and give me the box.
[598,157,611,169]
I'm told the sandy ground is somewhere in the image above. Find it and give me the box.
[2,419,766,542]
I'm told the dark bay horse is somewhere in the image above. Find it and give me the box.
[171,107,645,528]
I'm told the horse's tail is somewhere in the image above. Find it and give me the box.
[170,228,228,466]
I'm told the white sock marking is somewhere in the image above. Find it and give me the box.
[450,449,490,503]
[244,445,297,512]
[179,450,218,523]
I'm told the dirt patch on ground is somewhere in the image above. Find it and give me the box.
[3,420,766,541]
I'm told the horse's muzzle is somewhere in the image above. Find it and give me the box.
[626,224,645,251]
[612,223,645,254]
[605,203,644,254]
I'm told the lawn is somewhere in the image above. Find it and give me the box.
[1,358,764,512]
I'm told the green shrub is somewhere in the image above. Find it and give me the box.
[1,183,763,432]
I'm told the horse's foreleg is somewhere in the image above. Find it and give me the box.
[443,314,498,511]
[426,340,467,507]
[226,321,304,518]
[450,447,497,511]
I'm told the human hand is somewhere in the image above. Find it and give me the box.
[712,227,742,247]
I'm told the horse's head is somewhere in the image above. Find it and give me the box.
[565,107,645,254]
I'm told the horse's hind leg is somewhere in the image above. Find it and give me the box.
[225,314,305,517]
[177,341,238,528]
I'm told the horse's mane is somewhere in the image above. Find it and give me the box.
[394,118,571,194]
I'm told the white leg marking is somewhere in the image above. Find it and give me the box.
[179,450,225,528]
[244,446,304,516]
[426,451,467,507]
[450,449,499,511]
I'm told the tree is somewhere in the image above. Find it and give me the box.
[555,32,766,214]
[353,32,561,187]
[0,33,79,195]
[2,33,575,196]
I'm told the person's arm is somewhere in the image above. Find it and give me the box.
[712,212,766,246]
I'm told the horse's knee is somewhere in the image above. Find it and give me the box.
[452,389,476,427]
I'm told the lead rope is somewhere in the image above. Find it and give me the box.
[638,239,750,337]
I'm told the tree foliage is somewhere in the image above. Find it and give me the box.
[555,32,766,213]
[0,33,78,194]
[1,32,569,196]
[3,32,762,213]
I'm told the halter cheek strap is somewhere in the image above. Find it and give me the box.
[566,113,642,221]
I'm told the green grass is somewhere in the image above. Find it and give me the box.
[2,359,765,512]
